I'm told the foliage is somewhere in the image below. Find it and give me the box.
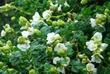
[0,0,110,74]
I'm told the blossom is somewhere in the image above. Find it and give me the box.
[86,63,97,74]
[50,2,58,10]
[53,57,61,64]
[21,31,30,38]
[54,43,67,52]
[100,43,108,51]
[33,12,40,22]
[92,32,102,41]
[17,43,30,51]
[31,12,41,25]
[90,18,96,28]
[63,57,70,67]
[42,10,52,19]
[1,30,6,37]
[99,43,108,52]
[91,54,103,63]
[58,5,62,12]
[57,67,65,74]
[86,40,97,51]
[64,1,70,7]
[47,32,61,44]
[53,56,70,67]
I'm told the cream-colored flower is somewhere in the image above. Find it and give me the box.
[21,31,30,38]
[63,57,70,67]
[64,1,70,7]
[90,18,96,28]
[86,40,97,51]
[100,43,108,51]
[54,43,67,52]
[53,57,61,64]
[92,32,102,41]
[86,63,97,74]
[91,54,103,63]
[47,32,61,44]
[31,12,41,25]
[17,43,30,51]
[42,10,52,19]
[58,5,62,12]
[53,56,70,67]
[1,30,6,37]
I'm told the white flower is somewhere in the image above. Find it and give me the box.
[1,30,6,37]
[42,10,52,19]
[100,43,108,50]
[64,1,70,7]
[74,20,78,23]
[100,43,108,51]
[90,18,96,28]
[33,12,40,22]
[86,40,97,51]
[86,63,97,74]
[47,32,61,44]
[27,27,34,35]
[31,12,41,25]
[92,32,102,41]
[58,5,62,12]
[53,57,70,67]
[91,54,103,63]
[50,2,58,10]
[21,31,30,38]
[57,67,65,74]
[54,43,67,52]
[63,57,70,67]
[17,43,30,51]
[53,57,61,64]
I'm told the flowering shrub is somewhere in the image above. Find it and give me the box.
[0,0,110,74]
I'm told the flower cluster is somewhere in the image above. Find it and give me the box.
[86,32,108,63]
[90,13,107,28]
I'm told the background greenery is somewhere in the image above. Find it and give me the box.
[0,0,110,74]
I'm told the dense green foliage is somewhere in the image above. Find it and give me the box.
[0,0,110,74]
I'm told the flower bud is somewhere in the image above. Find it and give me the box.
[57,20,65,26]
[82,58,88,64]
[0,62,4,68]
[96,14,106,25]
[5,28,14,33]
[7,40,12,46]
[81,0,88,5]
[50,66,57,74]
[52,21,58,26]
[104,8,110,15]
[58,49,66,57]
[46,20,52,26]
[17,36,27,44]
[7,68,16,74]
[46,47,53,56]
[0,40,3,46]
[33,29,41,36]
[11,16,16,21]
[19,16,29,26]
[29,69,36,74]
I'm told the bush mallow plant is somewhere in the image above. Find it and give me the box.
[86,32,108,63]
